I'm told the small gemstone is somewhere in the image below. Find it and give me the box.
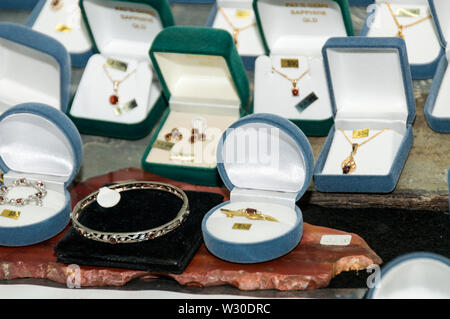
[343,165,351,175]
[16,198,22,204]
[37,181,44,187]
[246,208,257,215]
[109,237,117,244]
[19,178,25,184]
[0,196,3,202]
[109,94,119,105]
[190,135,197,144]
[292,88,299,96]
[0,186,7,193]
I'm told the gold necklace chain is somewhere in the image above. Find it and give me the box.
[103,63,136,105]
[272,66,310,96]
[386,2,432,39]
[338,128,389,174]
[218,7,256,49]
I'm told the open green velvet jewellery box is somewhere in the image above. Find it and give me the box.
[67,0,175,139]
[141,26,251,186]
[313,37,416,193]
[252,0,354,137]
[201,113,314,263]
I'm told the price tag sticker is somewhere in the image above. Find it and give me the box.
[352,128,369,139]
[232,223,252,230]
[320,235,352,246]
[235,10,251,18]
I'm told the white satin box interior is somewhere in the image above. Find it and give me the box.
[201,113,315,263]
[313,37,416,193]
[252,0,353,136]
[424,0,450,133]
[206,0,265,70]
[26,0,94,67]
[360,0,443,79]
[0,103,82,247]
[68,0,174,139]
[0,22,71,117]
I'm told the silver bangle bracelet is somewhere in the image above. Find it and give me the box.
[71,181,190,244]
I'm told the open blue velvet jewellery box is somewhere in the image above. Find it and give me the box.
[0,22,71,115]
[67,0,175,140]
[252,0,354,137]
[0,103,83,247]
[424,0,450,133]
[360,0,444,80]
[366,252,450,298]
[201,113,314,263]
[25,0,94,68]
[141,26,251,187]
[205,0,266,71]
[313,37,415,193]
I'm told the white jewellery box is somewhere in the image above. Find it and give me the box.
[0,22,71,116]
[26,0,94,68]
[360,0,444,79]
[313,37,416,193]
[205,0,265,70]
[68,0,174,140]
[0,103,83,247]
[202,113,314,263]
[252,0,353,136]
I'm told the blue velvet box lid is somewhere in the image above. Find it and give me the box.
[216,113,314,201]
[25,0,94,68]
[0,0,39,9]
[0,22,71,113]
[0,103,83,246]
[202,113,314,263]
[348,0,373,6]
[323,37,416,125]
[366,252,450,298]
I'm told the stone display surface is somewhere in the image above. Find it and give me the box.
[0,169,381,290]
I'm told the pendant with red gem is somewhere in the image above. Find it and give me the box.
[292,80,299,96]
[110,81,120,105]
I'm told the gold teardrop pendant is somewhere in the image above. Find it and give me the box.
[341,143,359,175]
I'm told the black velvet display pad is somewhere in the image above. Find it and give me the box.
[55,189,224,274]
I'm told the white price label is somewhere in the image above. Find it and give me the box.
[320,235,352,246]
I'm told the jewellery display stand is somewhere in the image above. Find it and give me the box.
[142,26,250,186]
[26,0,94,68]
[252,0,353,137]
[55,185,224,273]
[68,0,174,139]
[205,0,265,70]
[424,0,450,133]
[360,0,443,79]
[0,22,71,115]
[0,0,39,9]
[0,103,82,246]
[366,252,450,298]
[313,37,415,193]
[202,113,314,263]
